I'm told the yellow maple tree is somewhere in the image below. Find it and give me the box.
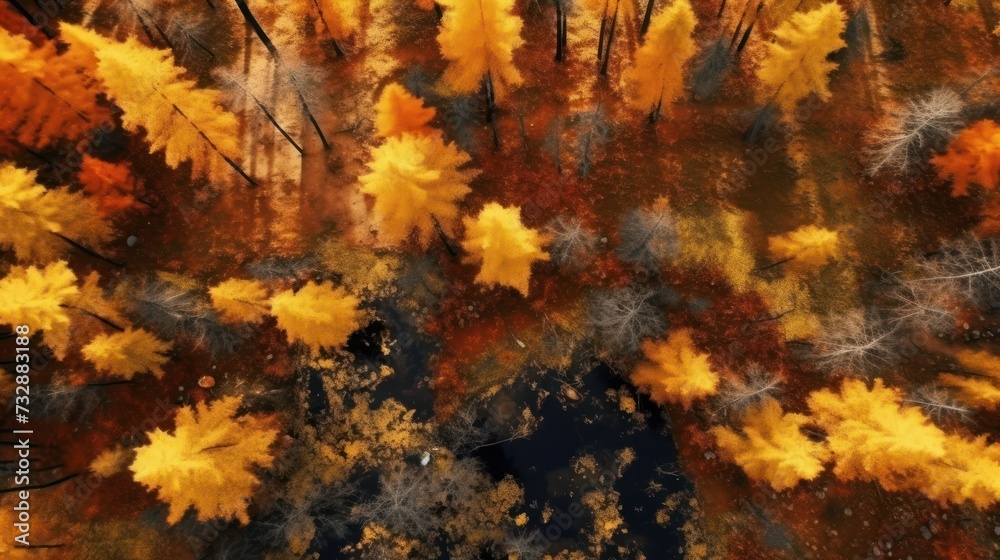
[130,396,278,524]
[82,328,172,379]
[374,83,437,138]
[0,163,110,263]
[359,133,476,246]
[712,399,829,490]
[756,2,846,112]
[806,378,946,491]
[0,27,110,152]
[270,281,362,352]
[928,343,1000,409]
[461,203,549,296]
[630,329,720,408]
[209,278,270,324]
[922,435,1000,509]
[0,261,77,331]
[60,24,243,183]
[932,120,1000,196]
[623,0,698,118]
[437,0,524,97]
[767,225,841,271]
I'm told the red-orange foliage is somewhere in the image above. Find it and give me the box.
[933,120,1000,196]
[78,156,142,216]
[0,27,110,152]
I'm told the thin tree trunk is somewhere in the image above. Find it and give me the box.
[50,232,125,268]
[160,92,258,186]
[430,214,458,257]
[228,79,304,154]
[597,1,609,59]
[735,20,755,55]
[600,5,619,76]
[555,2,564,62]
[484,72,496,123]
[0,473,79,495]
[59,304,126,332]
[126,0,159,45]
[234,0,331,150]
[561,11,568,58]
[142,8,175,49]
[641,0,655,37]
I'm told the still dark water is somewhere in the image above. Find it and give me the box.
[308,299,692,559]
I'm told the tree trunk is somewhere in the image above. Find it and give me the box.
[555,2,564,62]
[233,0,331,150]
[735,20,755,56]
[431,214,458,257]
[50,233,125,267]
[60,304,125,331]
[160,92,258,186]
[641,0,655,37]
[600,5,619,76]
[483,72,496,123]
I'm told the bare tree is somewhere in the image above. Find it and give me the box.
[503,528,546,560]
[126,278,245,355]
[910,236,1000,311]
[616,207,679,270]
[588,286,667,357]
[352,466,438,537]
[904,385,970,423]
[884,274,956,334]
[35,380,106,422]
[572,106,612,177]
[813,309,902,376]
[867,88,965,176]
[436,406,490,453]
[547,215,599,270]
[261,483,356,548]
[712,364,782,415]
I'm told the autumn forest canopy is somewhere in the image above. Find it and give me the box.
[4,0,1000,558]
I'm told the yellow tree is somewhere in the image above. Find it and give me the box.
[82,328,172,380]
[623,0,697,121]
[60,24,251,185]
[461,203,549,296]
[923,435,1000,509]
[630,329,720,408]
[711,399,829,490]
[766,225,841,272]
[0,261,77,331]
[756,2,846,112]
[932,120,1000,196]
[437,0,524,117]
[131,396,278,524]
[209,279,270,324]
[806,378,947,491]
[0,163,110,264]
[0,27,110,153]
[359,133,476,247]
[270,281,362,352]
[374,84,437,139]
